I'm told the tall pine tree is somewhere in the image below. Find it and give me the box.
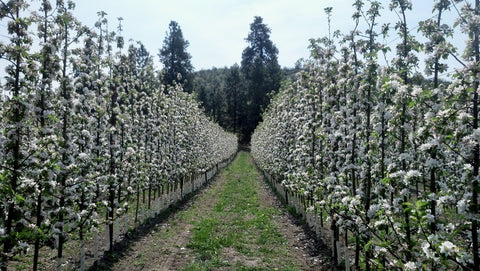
[241,16,281,142]
[158,21,193,92]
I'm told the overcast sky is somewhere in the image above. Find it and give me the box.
[71,1,465,74]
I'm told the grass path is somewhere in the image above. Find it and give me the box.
[109,151,323,270]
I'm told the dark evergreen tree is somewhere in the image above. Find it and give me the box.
[224,64,243,135]
[158,21,193,92]
[136,41,158,94]
[193,67,230,126]
[136,42,151,76]
[241,16,281,142]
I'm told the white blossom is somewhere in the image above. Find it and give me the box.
[422,241,437,260]
[472,128,480,141]
[457,199,468,214]
[404,261,416,270]
[405,170,421,180]
[439,241,458,256]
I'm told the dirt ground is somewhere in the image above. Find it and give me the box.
[96,153,334,271]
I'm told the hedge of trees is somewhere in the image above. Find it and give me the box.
[0,1,237,270]
[252,0,479,270]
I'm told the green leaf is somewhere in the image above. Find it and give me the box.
[381,177,390,184]
[15,194,25,203]
[415,200,428,209]
[364,240,373,252]
[408,100,415,109]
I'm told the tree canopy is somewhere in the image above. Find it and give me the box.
[240,16,281,142]
[159,20,193,92]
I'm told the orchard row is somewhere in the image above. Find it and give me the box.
[252,1,479,270]
[0,1,237,270]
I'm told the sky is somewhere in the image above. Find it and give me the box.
[74,0,346,70]
[4,0,470,75]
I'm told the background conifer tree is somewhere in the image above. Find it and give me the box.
[240,16,281,142]
[158,21,193,92]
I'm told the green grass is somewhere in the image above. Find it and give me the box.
[182,152,301,271]
[134,252,145,267]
